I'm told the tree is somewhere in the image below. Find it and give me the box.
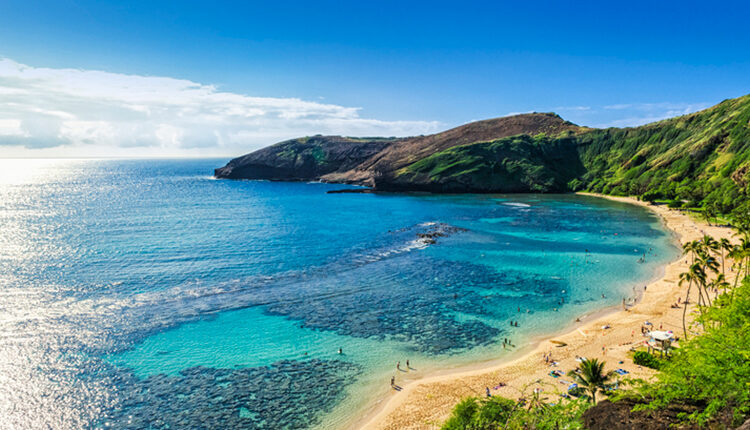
[441,396,516,430]
[679,262,705,339]
[696,251,717,308]
[683,240,702,264]
[442,398,480,430]
[702,206,716,226]
[719,237,732,276]
[574,358,615,404]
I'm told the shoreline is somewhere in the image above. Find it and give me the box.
[356,193,734,430]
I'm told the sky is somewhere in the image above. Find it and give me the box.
[0,0,748,158]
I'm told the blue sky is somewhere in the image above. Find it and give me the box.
[0,0,748,157]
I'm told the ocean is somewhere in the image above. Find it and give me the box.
[0,158,679,429]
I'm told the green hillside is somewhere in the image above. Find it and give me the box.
[579,95,750,212]
[392,94,750,214]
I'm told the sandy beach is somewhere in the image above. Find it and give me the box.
[358,194,735,430]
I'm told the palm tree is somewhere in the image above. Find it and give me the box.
[683,240,702,264]
[728,243,744,301]
[679,262,705,339]
[712,273,730,300]
[741,238,750,279]
[574,358,615,404]
[719,238,732,276]
[702,234,719,255]
[696,251,717,307]
[702,206,715,226]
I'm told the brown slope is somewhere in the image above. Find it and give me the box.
[321,112,586,185]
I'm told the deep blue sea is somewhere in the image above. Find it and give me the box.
[0,158,679,429]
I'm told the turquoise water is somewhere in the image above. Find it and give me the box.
[0,159,679,429]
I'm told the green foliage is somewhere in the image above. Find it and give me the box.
[667,199,683,209]
[397,134,586,192]
[635,277,750,425]
[392,93,750,211]
[442,398,482,430]
[632,350,663,370]
[441,397,515,430]
[441,395,589,430]
[573,358,616,404]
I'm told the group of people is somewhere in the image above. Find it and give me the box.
[395,359,411,371]
[390,359,412,389]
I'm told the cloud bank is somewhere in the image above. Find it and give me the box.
[0,58,441,157]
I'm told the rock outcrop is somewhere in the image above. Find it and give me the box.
[215,112,584,186]
[214,135,396,180]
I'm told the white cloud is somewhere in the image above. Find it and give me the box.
[0,58,442,157]
[554,105,591,112]
[504,110,534,116]
[593,102,711,128]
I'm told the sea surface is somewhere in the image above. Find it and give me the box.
[0,158,679,429]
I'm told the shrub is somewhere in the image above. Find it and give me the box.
[441,394,589,429]
[633,350,663,370]
[636,278,750,425]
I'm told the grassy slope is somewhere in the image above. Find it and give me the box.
[394,94,750,212]
[391,133,584,192]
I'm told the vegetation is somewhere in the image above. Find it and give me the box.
[395,94,750,214]
[630,222,750,426]
[393,134,585,192]
[441,386,589,430]
[632,277,750,426]
[572,358,615,404]
[632,350,663,370]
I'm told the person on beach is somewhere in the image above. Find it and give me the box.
[486,387,491,397]
[390,376,395,387]
[396,361,400,371]
[406,359,410,369]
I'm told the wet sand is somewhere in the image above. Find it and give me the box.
[357,194,735,430]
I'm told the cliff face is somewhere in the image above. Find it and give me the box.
[215,94,750,212]
[216,112,585,185]
[214,135,396,180]
[381,134,586,193]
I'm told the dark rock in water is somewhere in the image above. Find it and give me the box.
[102,359,361,429]
[326,188,374,194]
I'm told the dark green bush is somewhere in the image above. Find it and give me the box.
[667,199,682,209]
[633,350,663,370]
